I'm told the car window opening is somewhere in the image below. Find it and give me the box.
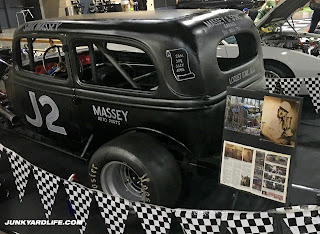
[74,41,159,91]
[18,37,68,79]
[217,33,258,71]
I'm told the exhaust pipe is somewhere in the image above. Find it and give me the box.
[0,105,18,126]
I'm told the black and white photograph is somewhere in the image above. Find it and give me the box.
[266,154,289,166]
[263,180,285,193]
[252,178,262,191]
[255,150,265,170]
[265,163,287,176]
[260,96,300,147]
[264,172,286,184]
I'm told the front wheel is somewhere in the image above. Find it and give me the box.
[264,63,294,78]
[88,132,182,207]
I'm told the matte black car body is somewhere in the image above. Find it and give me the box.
[5,10,265,205]
[7,10,264,160]
[176,0,255,10]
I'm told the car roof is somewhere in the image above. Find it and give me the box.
[16,9,244,35]
[59,9,205,20]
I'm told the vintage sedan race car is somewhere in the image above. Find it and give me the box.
[2,10,265,206]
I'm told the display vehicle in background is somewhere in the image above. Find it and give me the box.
[220,0,320,94]
[1,10,265,207]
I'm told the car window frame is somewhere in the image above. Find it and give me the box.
[68,35,161,96]
[13,33,72,86]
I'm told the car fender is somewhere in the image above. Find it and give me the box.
[262,46,320,78]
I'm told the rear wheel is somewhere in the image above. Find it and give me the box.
[100,161,146,202]
[89,132,182,207]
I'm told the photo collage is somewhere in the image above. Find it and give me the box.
[221,92,300,203]
[220,141,290,203]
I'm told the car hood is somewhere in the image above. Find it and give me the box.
[256,0,310,28]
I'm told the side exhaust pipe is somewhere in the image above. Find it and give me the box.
[0,105,18,126]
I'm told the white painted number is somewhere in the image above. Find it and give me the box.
[26,91,67,135]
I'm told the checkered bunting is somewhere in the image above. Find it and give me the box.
[266,78,279,93]
[94,190,130,234]
[283,209,320,234]
[175,209,221,234]
[7,149,31,201]
[271,205,320,234]
[221,212,274,234]
[32,165,60,219]
[280,78,303,96]
[64,180,93,234]
[304,77,320,113]
[273,205,320,214]
[0,143,4,153]
[0,143,4,160]
[131,201,172,234]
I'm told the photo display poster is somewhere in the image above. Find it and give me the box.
[220,87,302,203]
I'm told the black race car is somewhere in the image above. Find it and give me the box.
[2,9,265,207]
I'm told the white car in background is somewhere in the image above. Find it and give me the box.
[219,0,320,93]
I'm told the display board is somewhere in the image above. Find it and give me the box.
[220,87,303,203]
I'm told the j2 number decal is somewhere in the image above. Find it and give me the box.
[26,91,67,135]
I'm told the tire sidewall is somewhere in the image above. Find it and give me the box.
[89,146,161,205]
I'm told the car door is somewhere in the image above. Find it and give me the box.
[69,36,160,142]
[10,35,82,141]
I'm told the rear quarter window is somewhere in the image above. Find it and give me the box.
[217,33,258,71]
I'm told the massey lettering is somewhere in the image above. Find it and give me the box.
[92,105,128,125]
[23,22,62,32]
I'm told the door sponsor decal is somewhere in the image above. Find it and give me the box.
[166,48,195,81]
[26,91,67,135]
[92,105,128,126]
[229,67,256,85]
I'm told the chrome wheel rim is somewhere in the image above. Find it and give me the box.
[265,70,281,79]
[100,161,146,202]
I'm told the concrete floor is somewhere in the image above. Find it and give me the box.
[0,29,15,48]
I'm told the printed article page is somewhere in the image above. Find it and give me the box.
[220,141,291,203]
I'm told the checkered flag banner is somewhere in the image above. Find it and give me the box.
[304,77,320,113]
[272,205,320,234]
[32,165,60,219]
[94,190,130,234]
[272,205,320,214]
[0,143,4,153]
[175,209,221,234]
[0,143,4,160]
[221,211,274,234]
[64,180,93,234]
[266,78,283,94]
[280,78,303,96]
[131,201,172,234]
[7,148,31,201]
